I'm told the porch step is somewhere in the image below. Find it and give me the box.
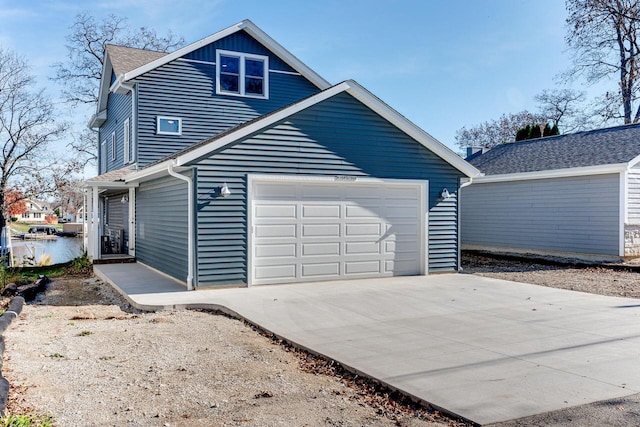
[93,256,136,265]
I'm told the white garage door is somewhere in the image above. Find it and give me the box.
[248,175,427,286]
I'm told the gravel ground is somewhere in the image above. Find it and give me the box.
[2,277,458,427]
[4,254,640,426]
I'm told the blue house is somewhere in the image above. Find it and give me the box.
[85,20,479,289]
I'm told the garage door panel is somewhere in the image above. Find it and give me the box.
[254,264,296,280]
[302,262,340,278]
[345,223,381,237]
[345,241,381,255]
[345,204,382,218]
[255,243,296,258]
[255,224,297,238]
[345,260,382,275]
[302,224,340,237]
[302,204,341,218]
[302,242,341,256]
[251,177,426,285]
[255,204,296,218]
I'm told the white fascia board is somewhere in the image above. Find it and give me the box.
[83,180,136,189]
[471,163,629,184]
[120,19,330,91]
[626,153,640,169]
[87,110,107,129]
[342,80,481,178]
[96,51,113,113]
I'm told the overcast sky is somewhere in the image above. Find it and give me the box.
[0,0,601,168]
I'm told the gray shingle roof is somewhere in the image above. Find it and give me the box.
[469,123,640,175]
[106,45,167,76]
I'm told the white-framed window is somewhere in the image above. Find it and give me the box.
[216,50,269,99]
[101,139,107,173]
[123,119,131,164]
[156,116,182,135]
[111,132,116,161]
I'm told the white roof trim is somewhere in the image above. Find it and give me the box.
[121,19,330,90]
[125,80,480,183]
[471,163,629,184]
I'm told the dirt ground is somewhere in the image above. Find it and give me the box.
[4,253,640,426]
[2,277,460,427]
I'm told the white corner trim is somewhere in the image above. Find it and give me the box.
[471,163,629,184]
[620,171,627,257]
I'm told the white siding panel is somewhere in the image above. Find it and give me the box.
[461,174,620,256]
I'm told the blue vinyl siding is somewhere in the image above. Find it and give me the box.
[184,30,295,72]
[98,92,131,174]
[136,175,190,282]
[190,92,464,286]
[133,32,320,167]
[460,174,620,255]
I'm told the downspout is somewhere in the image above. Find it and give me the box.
[457,177,474,271]
[168,160,194,290]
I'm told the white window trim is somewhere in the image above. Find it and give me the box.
[215,49,269,99]
[111,132,116,161]
[123,119,130,164]
[156,116,182,135]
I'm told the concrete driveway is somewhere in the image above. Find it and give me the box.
[96,265,640,425]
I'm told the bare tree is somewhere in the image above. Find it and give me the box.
[535,88,589,132]
[565,0,640,123]
[52,13,184,165]
[455,111,544,150]
[53,12,184,106]
[0,47,68,228]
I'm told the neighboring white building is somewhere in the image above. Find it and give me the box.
[16,199,56,223]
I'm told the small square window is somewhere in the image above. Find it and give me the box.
[157,116,182,135]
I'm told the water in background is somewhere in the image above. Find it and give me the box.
[12,237,83,265]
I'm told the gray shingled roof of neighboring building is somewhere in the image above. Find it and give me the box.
[468,123,640,175]
[106,45,167,76]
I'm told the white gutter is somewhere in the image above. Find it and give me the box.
[471,163,628,184]
[167,160,194,290]
[457,177,474,272]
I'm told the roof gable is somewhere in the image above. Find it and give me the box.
[125,80,480,183]
[106,45,167,75]
[470,123,640,176]
[91,19,330,128]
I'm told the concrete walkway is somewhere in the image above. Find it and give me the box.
[95,263,640,425]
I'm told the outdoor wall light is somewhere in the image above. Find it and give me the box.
[120,195,129,204]
[210,183,232,199]
[440,188,451,200]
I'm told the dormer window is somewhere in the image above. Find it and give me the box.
[216,50,269,99]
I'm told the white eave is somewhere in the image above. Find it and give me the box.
[120,19,330,91]
[88,110,107,129]
[125,80,481,184]
[471,162,630,184]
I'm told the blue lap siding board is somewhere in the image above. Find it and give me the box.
[98,92,132,174]
[135,175,190,281]
[132,30,320,168]
[190,92,463,286]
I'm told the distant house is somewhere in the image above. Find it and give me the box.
[84,19,480,289]
[461,123,640,259]
[16,199,56,224]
